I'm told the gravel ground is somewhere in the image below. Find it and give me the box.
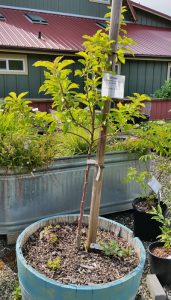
[0,237,17,300]
[0,156,170,299]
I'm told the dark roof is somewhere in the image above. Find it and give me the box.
[0,7,171,57]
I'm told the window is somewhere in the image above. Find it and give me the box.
[25,13,48,24]
[0,54,28,75]
[89,0,110,4]
[167,63,171,80]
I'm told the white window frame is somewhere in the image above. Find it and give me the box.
[89,0,110,4]
[0,54,28,75]
[167,62,171,80]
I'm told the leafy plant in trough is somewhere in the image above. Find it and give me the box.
[34,6,150,250]
[0,92,59,172]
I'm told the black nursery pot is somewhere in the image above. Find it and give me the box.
[148,241,171,285]
[132,198,167,241]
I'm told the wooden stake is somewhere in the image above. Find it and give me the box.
[87,0,123,248]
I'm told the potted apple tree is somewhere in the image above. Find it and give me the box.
[16,2,147,300]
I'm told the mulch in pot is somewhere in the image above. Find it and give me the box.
[23,223,139,286]
[151,246,171,259]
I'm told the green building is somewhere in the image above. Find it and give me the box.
[0,0,171,100]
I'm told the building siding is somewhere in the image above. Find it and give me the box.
[0,53,169,100]
[122,60,168,96]
[0,0,110,18]
[0,53,84,99]
[135,9,171,28]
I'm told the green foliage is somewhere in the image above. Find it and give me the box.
[47,257,61,270]
[105,6,136,64]
[0,92,59,172]
[40,225,58,243]
[154,79,171,99]
[100,240,134,257]
[150,205,171,249]
[126,167,156,208]
[148,158,171,249]
[12,283,22,300]
[34,25,148,159]
[33,7,154,247]
[132,121,171,158]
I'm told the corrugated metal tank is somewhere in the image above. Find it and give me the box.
[0,151,144,237]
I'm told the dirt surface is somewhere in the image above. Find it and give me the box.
[23,223,138,285]
[152,246,171,259]
[0,237,17,300]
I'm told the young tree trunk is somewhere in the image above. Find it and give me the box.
[87,0,123,249]
[76,163,91,249]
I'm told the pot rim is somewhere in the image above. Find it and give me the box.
[132,198,166,212]
[148,241,171,261]
[16,214,146,290]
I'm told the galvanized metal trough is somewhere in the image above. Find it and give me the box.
[0,151,144,243]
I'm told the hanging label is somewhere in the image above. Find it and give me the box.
[147,176,162,194]
[101,73,125,99]
[87,159,96,165]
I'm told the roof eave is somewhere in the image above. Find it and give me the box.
[126,0,138,22]
[130,1,171,22]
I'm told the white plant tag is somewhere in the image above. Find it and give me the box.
[101,73,125,99]
[87,159,96,165]
[96,166,101,181]
[147,176,162,194]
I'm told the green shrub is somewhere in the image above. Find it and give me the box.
[154,79,171,99]
[0,92,59,172]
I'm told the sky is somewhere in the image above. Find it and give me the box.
[132,0,171,16]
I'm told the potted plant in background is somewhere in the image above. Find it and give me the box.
[16,2,147,300]
[126,120,171,241]
[126,165,167,241]
[148,160,171,285]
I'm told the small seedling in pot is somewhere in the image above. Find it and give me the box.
[40,225,58,243]
[47,257,61,270]
[100,240,134,257]
[55,224,61,229]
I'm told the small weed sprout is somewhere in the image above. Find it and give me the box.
[55,224,61,229]
[47,257,61,270]
[100,240,134,257]
[12,283,22,300]
[40,225,58,243]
